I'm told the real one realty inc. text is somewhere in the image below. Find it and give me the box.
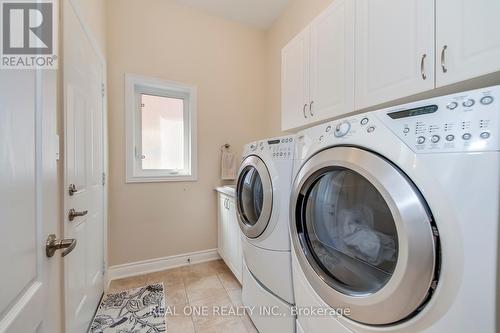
[166,305,351,318]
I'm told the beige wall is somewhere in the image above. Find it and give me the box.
[264,0,335,136]
[106,0,267,266]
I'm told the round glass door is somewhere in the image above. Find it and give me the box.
[236,156,273,238]
[290,146,438,325]
[238,167,263,226]
[302,167,398,296]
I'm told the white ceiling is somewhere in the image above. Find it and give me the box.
[174,0,290,29]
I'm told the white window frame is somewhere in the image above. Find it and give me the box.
[125,73,197,183]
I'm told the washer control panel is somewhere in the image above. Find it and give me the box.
[316,117,363,144]
[245,136,295,159]
[375,86,500,153]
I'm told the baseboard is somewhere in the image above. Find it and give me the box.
[106,248,220,287]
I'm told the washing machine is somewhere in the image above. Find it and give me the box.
[236,136,296,333]
[289,85,500,333]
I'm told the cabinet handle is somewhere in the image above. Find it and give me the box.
[420,54,427,80]
[303,104,308,118]
[441,45,448,73]
[309,101,314,116]
[224,198,228,209]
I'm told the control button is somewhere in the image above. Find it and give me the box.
[319,135,324,142]
[417,136,426,144]
[334,121,351,138]
[431,135,440,143]
[250,144,256,151]
[446,101,458,110]
[367,126,375,133]
[360,118,369,125]
[480,96,494,105]
[463,99,475,107]
[325,125,332,133]
[462,133,472,140]
[289,138,293,142]
[403,127,410,134]
[445,134,455,142]
[480,132,491,139]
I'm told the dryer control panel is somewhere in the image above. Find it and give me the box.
[375,85,500,153]
[244,136,296,160]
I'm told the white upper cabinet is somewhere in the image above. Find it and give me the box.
[281,0,500,131]
[355,0,435,110]
[282,28,310,131]
[436,0,500,87]
[309,0,355,123]
[282,0,355,131]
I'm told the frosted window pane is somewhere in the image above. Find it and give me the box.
[141,94,184,170]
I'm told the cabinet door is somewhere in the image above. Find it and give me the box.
[228,199,242,283]
[281,28,310,131]
[355,0,434,110]
[309,0,355,123]
[217,195,228,261]
[436,0,500,87]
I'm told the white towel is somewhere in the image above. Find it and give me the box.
[221,150,237,180]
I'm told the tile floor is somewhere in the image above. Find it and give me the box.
[108,260,258,333]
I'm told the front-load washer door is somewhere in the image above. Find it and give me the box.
[236,156,273,239]
[290,146,439,326]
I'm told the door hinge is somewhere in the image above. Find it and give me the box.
[101,83,105,98]
[102,172,106,186]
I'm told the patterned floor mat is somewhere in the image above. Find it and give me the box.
[90,283,166,333]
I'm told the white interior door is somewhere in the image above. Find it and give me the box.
[309,0,355,123]
[355,0,435,110]
[0,70,60,331]
[63,1,105,332]
[436,0,500,87]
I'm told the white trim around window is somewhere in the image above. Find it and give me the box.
[125,73,197,183]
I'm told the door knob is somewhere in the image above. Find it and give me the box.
[46,234,77,257]
[68,208,88,221]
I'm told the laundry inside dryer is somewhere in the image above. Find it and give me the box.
[301,167,398,294]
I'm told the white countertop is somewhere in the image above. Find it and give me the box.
[215,185,236,197]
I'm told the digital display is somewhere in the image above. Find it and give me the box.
[268,139,281,145]
[387,105,438,119]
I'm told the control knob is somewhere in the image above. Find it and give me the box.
[334,121,351,138]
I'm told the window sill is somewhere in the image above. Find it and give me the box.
[125,174,198,183]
